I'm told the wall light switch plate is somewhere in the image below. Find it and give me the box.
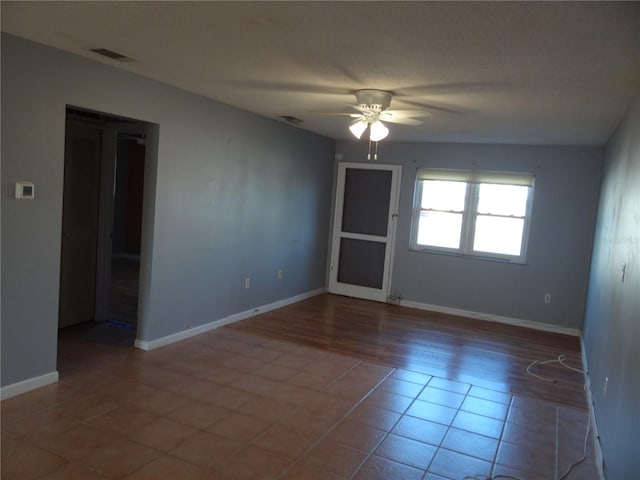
[15,181,35,199]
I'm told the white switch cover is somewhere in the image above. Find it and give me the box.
[15,181,35,199]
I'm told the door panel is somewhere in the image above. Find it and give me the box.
[59,123,103,328]
[329,163,401,302]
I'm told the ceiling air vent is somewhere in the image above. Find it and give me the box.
[281,115,303,126]
[90,48,130,60]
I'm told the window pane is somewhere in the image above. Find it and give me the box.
[421,181,467,211]
[474,216,524,256]
[417,211,462,248]
[477,184,529,216]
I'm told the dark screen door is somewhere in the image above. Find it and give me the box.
[329,163,401,302]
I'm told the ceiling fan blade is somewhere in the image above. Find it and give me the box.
[311,111,362,117]
[218,79,354,96]
[393,99,465,114]
[396,81,510,96]
[381,116,423,126]
[383,109,431,118]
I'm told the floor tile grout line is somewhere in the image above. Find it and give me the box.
[347,373,434,480]
[345,374,494,478]
[344,376,505,478]
[424,380,525,478]
[489,392,515,479]
[325,359,364,388]
[274,365,399,480]
[422,381,474,479]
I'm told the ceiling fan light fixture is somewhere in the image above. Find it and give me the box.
[349,119,368,139]
[369,120,389,141]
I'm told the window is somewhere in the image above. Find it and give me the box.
[411,169,535,262]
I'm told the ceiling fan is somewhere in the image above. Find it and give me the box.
[328,89,431,142]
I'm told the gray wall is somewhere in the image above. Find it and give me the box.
[1,34,335,387]
[336,141,603,330]
[583,99,640,480]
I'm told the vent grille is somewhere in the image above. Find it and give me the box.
[280,115,303,126]
[90,48,130,60]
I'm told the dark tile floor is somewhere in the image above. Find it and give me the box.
[1,323,599,479]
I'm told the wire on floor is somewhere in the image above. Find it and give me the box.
[559,413,591,479]
[463,414,591,480]
[526,353,584,383]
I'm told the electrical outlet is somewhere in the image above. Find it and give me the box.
[544,293,551,304]
[387,293,403,305]
[277,270,283,280]
[245,277,250,289]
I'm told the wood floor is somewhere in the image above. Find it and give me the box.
[231,293,587,410]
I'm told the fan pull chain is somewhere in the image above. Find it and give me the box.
[367,138,372,161]
[374,141,378,161]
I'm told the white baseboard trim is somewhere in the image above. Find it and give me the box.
[135,287,326,351]
[400,299,581,337]
[580,336,606,479]
[0,371,59,400]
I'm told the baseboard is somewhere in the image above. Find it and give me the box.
[400,299,581,337]
[135,287,326,351]
[580,336,607,479]
[0,371,59,400]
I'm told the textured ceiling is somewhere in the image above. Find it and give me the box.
[2,1,639,145]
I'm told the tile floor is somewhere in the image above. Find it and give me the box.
[1,325,600,479]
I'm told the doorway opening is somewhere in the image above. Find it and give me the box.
[58,107,153,355]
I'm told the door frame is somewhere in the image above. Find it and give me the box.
[328,162,402,302]
[59,106,158,348]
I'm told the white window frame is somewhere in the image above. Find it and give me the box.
[410,169,535,263]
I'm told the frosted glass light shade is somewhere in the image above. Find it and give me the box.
[369,120,389,141]
[349,119,368,139]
